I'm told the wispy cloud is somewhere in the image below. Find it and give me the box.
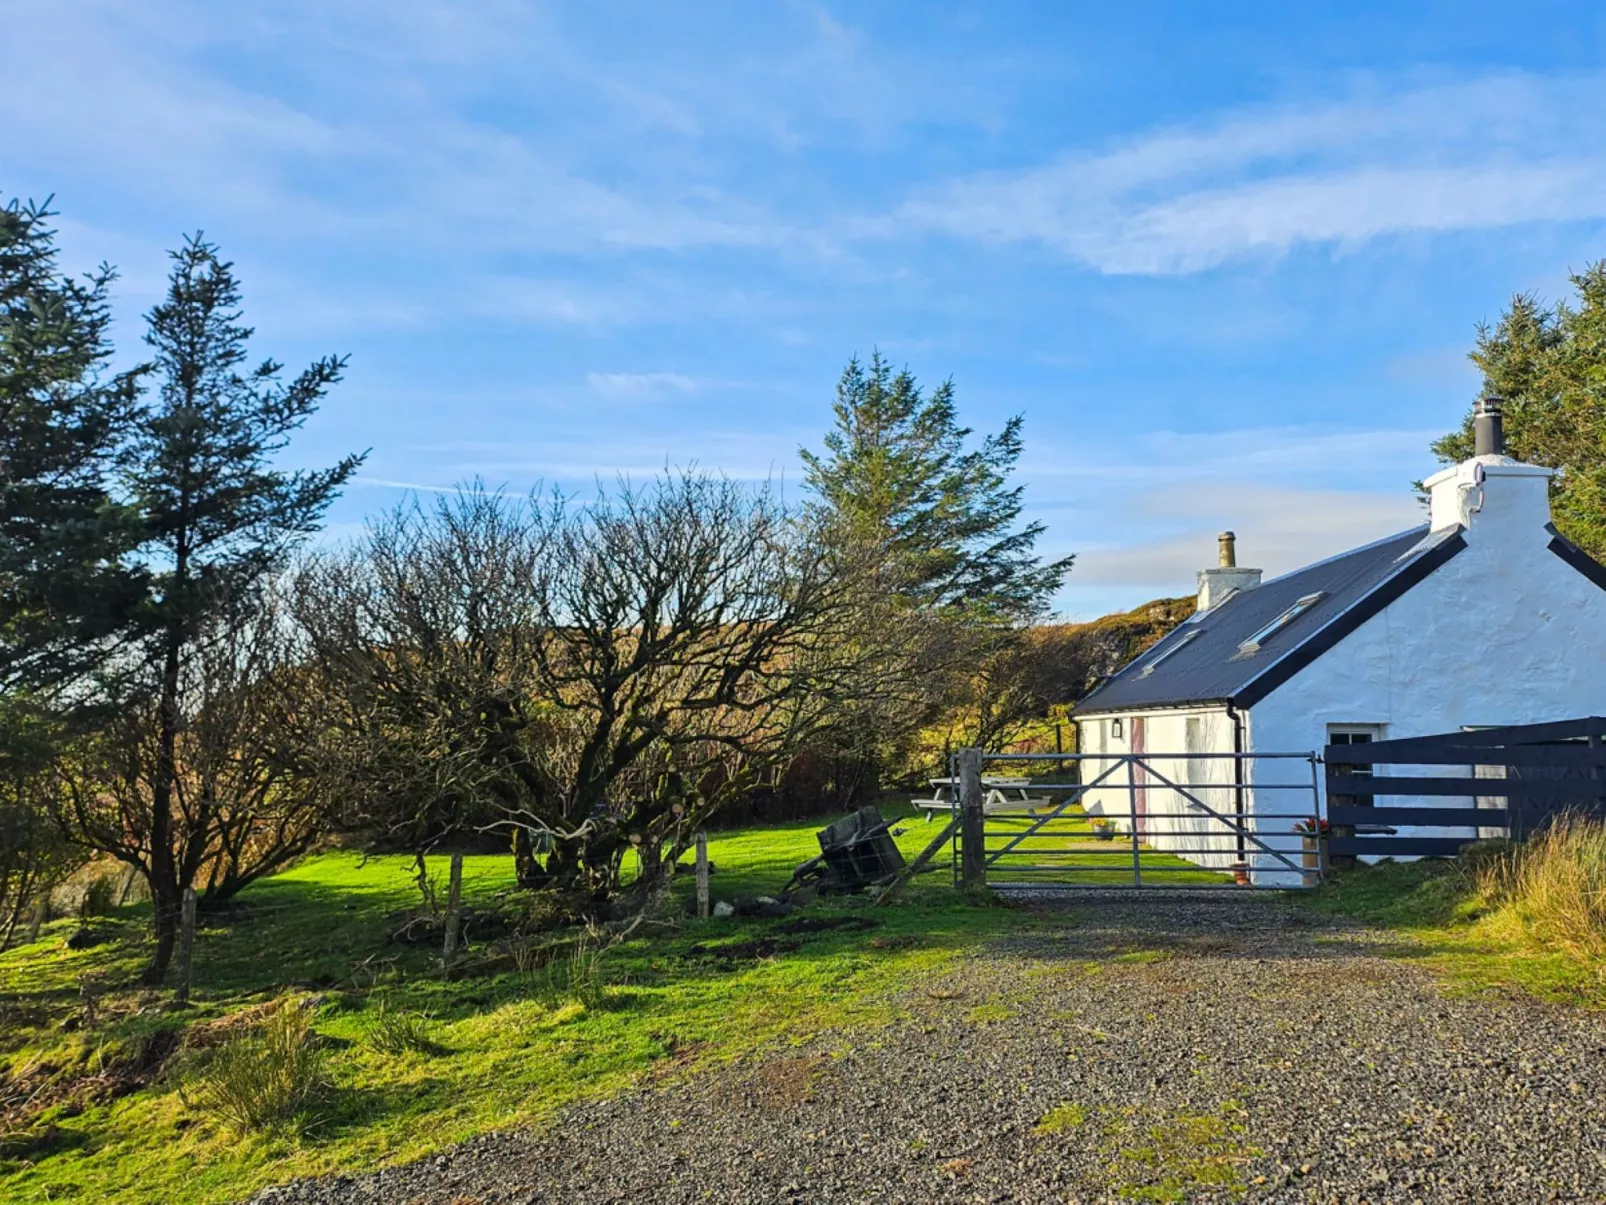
[897,73,1606,274]
[1027,424,1437,612]
[586,371,699,397]
[1069,484,1423,587]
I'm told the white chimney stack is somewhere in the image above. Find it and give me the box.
[1197,531,1262,612]
[1424,397,1554,540]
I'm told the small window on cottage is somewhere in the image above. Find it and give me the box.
[1138,630,1200,676]
[1238,592,1325,654]
[1327,725,1384,810]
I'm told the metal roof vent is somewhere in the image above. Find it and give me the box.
[1474,395,1505,457]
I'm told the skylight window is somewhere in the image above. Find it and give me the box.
[1138,629,1200,676]
[1237,592,1324,654]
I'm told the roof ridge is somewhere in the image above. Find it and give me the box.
[1252,522,1429,590]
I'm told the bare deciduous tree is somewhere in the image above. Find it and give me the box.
[52,593,325,916]
[296,473,918,900]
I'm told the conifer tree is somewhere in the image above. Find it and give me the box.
[0,197,145,700]
[1432,265,1606,557]
[120,237,363,981]
[801,351,1071,625]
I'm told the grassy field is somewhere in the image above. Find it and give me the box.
[6,799,1602,1205]
[979,807,1238,886]
[0,807,1027,1205]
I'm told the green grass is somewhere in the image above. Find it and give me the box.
[0,808,1025,1205]
[981,808,1238,886]
[1034,1101,1089,1134]
[1299,858,1606,1007]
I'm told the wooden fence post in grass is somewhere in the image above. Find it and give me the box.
[695,831,710,920]
[960,748,987,890]
[174,888,198,1004]
[444,852,464,962]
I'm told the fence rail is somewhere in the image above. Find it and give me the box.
[1322,717,1606,860]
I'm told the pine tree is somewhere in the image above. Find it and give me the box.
[122,237,364,981]
[0,197,145,700]
[1432,265,1606,557]
[800,352,1072,625]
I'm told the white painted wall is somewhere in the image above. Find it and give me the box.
[1077,708,1249,872]
[1245,459,1606,882]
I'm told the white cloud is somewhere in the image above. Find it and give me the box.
[1069,484,1423,587]
[585,371,699,397]
[1034,424,1440,614]
[898,72,1606,274]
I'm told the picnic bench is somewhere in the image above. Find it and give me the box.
[912,776,1054,822]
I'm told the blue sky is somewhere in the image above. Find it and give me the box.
[7,1,1606,617]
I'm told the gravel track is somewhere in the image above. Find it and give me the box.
[253,893,1606,1203]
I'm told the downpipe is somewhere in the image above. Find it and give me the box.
[1227,701,1248,872]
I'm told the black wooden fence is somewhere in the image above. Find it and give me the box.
[1324,717,1606,859]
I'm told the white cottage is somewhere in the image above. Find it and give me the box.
[1071,400,1606,880]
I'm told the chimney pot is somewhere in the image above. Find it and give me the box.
[1198,533,1260,611]
[1474,395,1505,457]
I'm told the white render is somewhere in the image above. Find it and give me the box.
[1078,708,1248,871]
[1076,449,1606,885]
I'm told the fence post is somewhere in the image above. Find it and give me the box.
[1128,757,1142,887]
[174,888,197,1004]
[695,831,710,919]
[443,852,464,962]
[960,748,987,890]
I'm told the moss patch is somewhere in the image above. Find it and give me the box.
[1103,1100,1258,1201]
[1035,1102,1090,1134]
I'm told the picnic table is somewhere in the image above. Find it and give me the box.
[911,776,1054,821]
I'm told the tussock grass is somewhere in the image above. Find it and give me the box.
[181,998,334,1135]
[1475,816,1606,958]
[365,999,440,1056]
[536,927,610,1008]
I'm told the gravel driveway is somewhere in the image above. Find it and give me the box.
[254,893,1606,1203]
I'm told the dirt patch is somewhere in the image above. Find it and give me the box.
[774,915,879,936]
[746,1056,827,1110]
[180,1000,283,1051]
[869,934,920,951]
[0,1027,183,1148]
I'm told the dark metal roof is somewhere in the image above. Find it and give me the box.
[1072,524,1467,715]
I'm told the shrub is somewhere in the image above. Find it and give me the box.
[182,999,333,1133]
[1475,815,1606,958]
[366,999,439,1055]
